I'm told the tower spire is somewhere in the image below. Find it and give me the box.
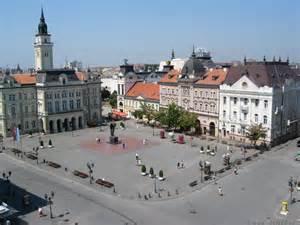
[38,7,48,35]
[191,45,196,58]
[171,49,175,60]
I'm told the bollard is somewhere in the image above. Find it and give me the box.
[144,195,148,200]
[138,192,141,199]
[113,188,116,193]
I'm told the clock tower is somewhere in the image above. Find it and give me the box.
[34,8,53,71]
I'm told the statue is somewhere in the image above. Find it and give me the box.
[110,123,116,137]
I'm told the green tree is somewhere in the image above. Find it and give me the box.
[132,110,143,119]
[178,110,198,131]
[101,88,111,100]
[246,123,267,146]
[140,103,157,122]
[157,103,181,129]
[109,91,117,108]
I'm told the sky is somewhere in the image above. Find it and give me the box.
[0,0,299,68]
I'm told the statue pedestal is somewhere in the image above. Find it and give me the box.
[109,136,119,144]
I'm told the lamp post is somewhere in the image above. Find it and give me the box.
[87,162,94,184]
[152,124,155,136]
[69,121,74,137]
[199,160,204,183]
[153,174,157,193]
[44,191,55,219]
[288,176,295,204]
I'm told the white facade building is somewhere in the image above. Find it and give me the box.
[219,60,300,145]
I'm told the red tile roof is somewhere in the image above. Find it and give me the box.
[125,82,160,101]
[13,73,36,85]
[196,68,228,85]
[159,69,180,83]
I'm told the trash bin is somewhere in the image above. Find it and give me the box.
[178,135,184,144]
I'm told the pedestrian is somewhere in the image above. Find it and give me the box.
[234,167,238,175]
[96,138,99,143]
[97,138,101,144]
[122,143,126,149]
[213,175,217,185]
[177,162,180,169]
[181,160,184,168]
[143,139,146,145]
[38,207,43,217]
[218,186,223,196]
[135,153,139,161]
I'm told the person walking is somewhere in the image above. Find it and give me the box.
[218,186,223,196]
[234,167,238,175]
[177,162,180,169]
[122,143,126,149]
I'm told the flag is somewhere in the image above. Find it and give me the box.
[16,127,20,142]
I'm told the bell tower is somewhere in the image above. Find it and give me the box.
[34,8,53,71]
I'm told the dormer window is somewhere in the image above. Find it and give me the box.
[63,79,66,85]
[242,82,248,88]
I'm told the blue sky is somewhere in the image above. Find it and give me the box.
[0,0,299,68]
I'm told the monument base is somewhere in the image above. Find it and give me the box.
[109,136,119,144]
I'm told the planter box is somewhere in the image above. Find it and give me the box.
[158,176,165,181]
[141,172,147,176]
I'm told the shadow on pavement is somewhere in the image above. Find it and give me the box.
[0,178,47,220]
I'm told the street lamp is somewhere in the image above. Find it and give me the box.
[152,124,155,136]
[44,191,55,219]
[199,161,204,183]
[153,174,157,193]
[288,176,296,204]
[87,162,94,184]
[69,121,74,137]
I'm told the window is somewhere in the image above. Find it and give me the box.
[200,103,202,110]
[223,97,226,104]
[62,100,67,110]
[254,114,258,122]
[194,102,197,110]
[55,101,60,112]
[24,93,27,100]
[263,115,267,124]
[31,105,35,113]
[31,93,35,99]
[62,91,67,98]
[25,106,28,114]
[11,107,16,117]
[233,97,237,104]
[255,99,259,106]
[25,121,29,129]
[47,102,53,113]
[19,93,22,100]
[69,100,74,110]
[264,100,268,108]
[223,110,226,118]
[77,99,81,109]
[206,92,208,98]
[243,112,247,120]
[233,111,237,119]
[243,98,248,105]
[195,91,197,97]
[32,120,36,128]
[231,125,235,133]
[205,104,208,111]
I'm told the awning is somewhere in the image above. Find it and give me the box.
[112,111,127,117]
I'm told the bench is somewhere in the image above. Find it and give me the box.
[189,180,198,187]
[95,179,114,188]
[26,153,37,160]
[47,161,61,169]
[73,170,88,179]
[11,148,22,154]
[216,168,225,174]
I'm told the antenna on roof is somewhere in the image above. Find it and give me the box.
[287,56,289,64]
[244,56,247,65]
[278,56,281,62]
[263,56,266,62]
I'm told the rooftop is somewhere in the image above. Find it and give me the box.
[196,68,228,85]
[159,69,180,83]
[13,73,36,85]
[125,82,160,101]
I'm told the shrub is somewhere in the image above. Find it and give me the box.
[207,145,210,150]
[159,170,163,178]
[149,167,154,175]
[201,146,204,151]
[141,165,146,173]
[48,139,52,146]
[40,140,44,147]
[120,122,125,128]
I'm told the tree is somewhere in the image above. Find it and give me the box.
[157,103,182,129]
[246,123,267,146]
[159,170,163,178]
[109,91,117,108]
[141,165,146,174]
[101,88,111,100]
[140,103,157,122]
[149,167,154,176]
[178,110,198,131]
[132,110,143,119]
